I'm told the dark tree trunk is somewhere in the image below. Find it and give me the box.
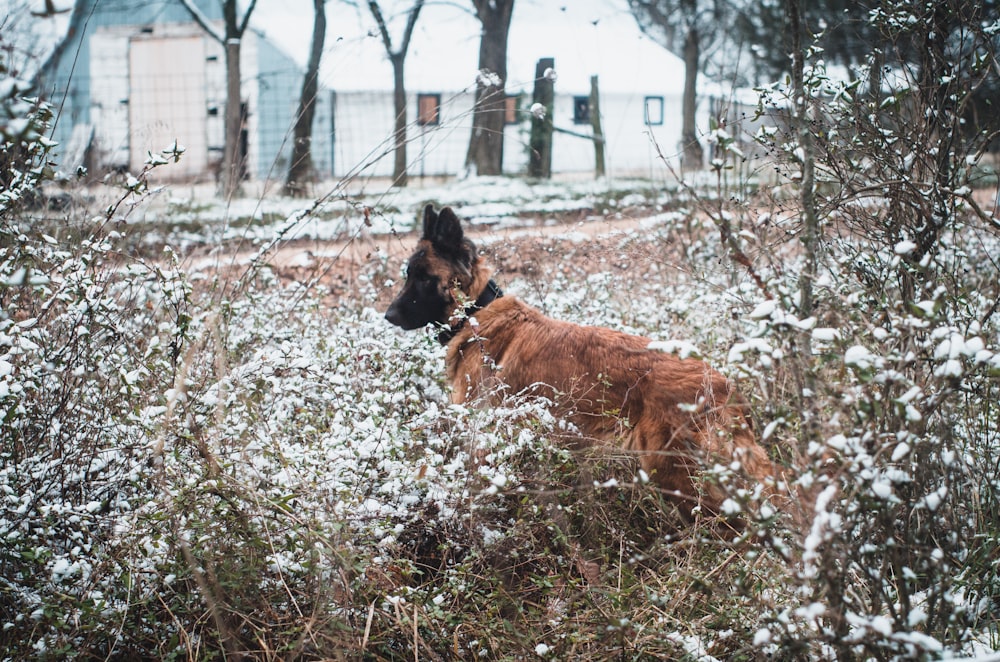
[390,53,408,186]
[465,0,515,177]
[867,46,884,105]
[680,25,703,171]
[590,75,605,178]
[221,0,243,198]
[367,0,424,187]
[284,0,326,197]
[223,38,242,197]
[180,0,257,198]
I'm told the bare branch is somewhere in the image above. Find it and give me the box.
[399,0,425,57]
[238,0,260,35]
[178,0,225,43]
[367,0,424,58]
[367,1,394,53]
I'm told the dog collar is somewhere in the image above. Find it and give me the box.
[437,279,503,345]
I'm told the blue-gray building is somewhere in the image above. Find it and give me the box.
[35,0,333,184]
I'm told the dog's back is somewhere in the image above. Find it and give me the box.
[445,296,773,512]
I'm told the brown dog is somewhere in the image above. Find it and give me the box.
[386,205,778,518]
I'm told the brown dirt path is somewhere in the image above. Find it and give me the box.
[183,208,672,307]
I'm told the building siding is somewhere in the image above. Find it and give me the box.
[37,0,223,172]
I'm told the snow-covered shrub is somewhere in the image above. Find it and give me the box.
[1,63,54,215]
[713,1,1000,657]
[0,92,201,655]
[735,282,999,658]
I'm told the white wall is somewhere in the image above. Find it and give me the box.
[327,89,686,180]
[547,92,685,178]
[90,23,229,181]
[89,30,131,170]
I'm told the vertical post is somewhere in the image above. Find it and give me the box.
[528,57,554,179]
[223,38,242,197]
[589,75,605,179]
[329,90,337,177]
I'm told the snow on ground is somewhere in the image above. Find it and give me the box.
[125,174,683,246]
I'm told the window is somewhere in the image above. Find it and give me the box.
[417,93,441,126]
[572,96,590,124]
[644,96,664,126]
[504,94,521,124]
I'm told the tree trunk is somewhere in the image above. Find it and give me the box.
[787,0,817,323]
[367,0,424,187]
[284,0,326,197]
[223,38,242,198]
[680,25,703,171]
[465,0,515,177]
[867,46,884,106]
[916,3,954,274]
[785,0,821,495]
[178,0,256,198]
[391,53,408,186]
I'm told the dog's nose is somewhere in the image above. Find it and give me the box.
[385,305,404,328]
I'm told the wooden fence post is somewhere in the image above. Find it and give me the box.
[528,57,554,179]
[589,75,605,178]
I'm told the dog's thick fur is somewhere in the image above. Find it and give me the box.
[386,205,777,516]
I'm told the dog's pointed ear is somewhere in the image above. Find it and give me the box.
[424,206,465,253]
[421,204,439,240]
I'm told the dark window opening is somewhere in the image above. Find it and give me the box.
[572,96,590,124]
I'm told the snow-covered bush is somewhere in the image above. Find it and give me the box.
[1,62,54,215]
[3,2,999,656]
[0,155,790,657]
[0,89,205,653]
[710,0,1000,657]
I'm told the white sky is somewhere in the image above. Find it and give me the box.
[3,0,687,95]
[251,0,685,94]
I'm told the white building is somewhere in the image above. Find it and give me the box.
[38,0,331,184]
[39,0,707,184]
[305,0,696,181]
